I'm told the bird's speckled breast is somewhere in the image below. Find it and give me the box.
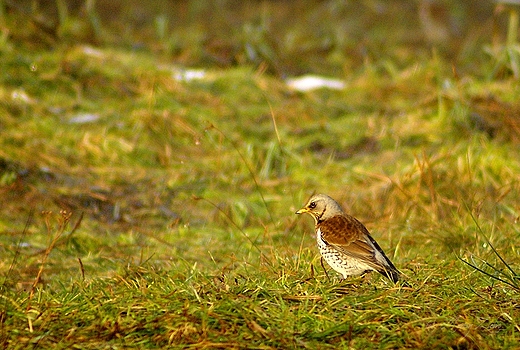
[316,227,373,279]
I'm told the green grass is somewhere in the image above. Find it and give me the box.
[1,1,520,349]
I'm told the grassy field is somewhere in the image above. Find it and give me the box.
[1,1,520,349]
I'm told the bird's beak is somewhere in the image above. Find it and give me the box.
[295,207,308,215]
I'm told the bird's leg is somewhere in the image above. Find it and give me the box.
[320,257,330,281]
[359,270,373,284]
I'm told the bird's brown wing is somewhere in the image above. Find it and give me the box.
[318,215,392,272]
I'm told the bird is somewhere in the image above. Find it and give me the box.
[296,193,400,283]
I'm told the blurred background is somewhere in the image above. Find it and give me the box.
[2,0,509,76]
[2,0,520,308]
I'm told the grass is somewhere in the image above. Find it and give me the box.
[1,1,520,348]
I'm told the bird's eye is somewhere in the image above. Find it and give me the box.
[309,201,316,209]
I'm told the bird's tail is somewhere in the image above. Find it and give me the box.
[378,266,400,283]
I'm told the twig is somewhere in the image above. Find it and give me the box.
[26,210,72,312]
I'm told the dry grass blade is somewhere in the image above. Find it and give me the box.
[205,124,275,226]
[27,211,73,312]
[1,211,32,293]
[0,211,33,346]
[193,195,273,270]
[459,202,519,291]
[459,256,519,291]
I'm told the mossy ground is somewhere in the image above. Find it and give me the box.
[1,1,519,349]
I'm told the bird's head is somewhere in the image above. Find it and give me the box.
[295,193,344,224]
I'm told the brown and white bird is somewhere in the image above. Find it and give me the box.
[296,194,400,283]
